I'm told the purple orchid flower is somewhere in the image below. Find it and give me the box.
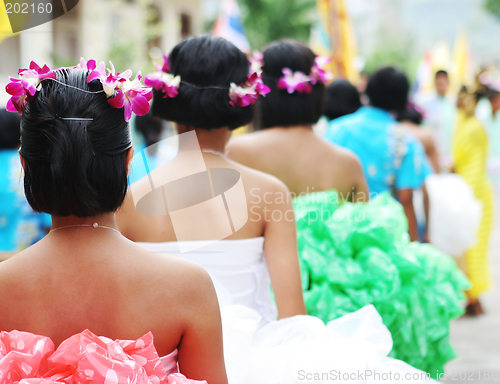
[229,71,270,107]
[6,61,56,114]
[309,56,333,84]
[277,68,312,94]
[109,72,153,122]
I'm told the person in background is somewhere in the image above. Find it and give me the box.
[453,87,494,316]
[325,67,432,241]
[397,106,440,242]
[228,41,368,202]
[418,70,456,169]
[476,86,500,193]
[0,109,51,253]
[324,79,362,121]
[128,112,165,183]
[397,106,440,173]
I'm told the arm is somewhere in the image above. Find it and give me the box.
[177,267,228,384]
[397,188,418,242]
[263,181,307,319]
[351,156,370,203]
[425,138,441,174]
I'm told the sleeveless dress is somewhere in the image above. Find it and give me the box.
[453,110,494,300]
[140,239,437,383]
[293,191,470,374]
[0,329,204,383]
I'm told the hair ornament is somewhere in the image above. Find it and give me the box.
[277,55,333,94]
[6,58,153,122]
[144,55,181,98]
[6,61,56,115]
[310,55,333,84]
[144,52,270,108]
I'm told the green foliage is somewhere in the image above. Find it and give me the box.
[238,0,316,50]
[363,35,418,83]
[484,0,500,20]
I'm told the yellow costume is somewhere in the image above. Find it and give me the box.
[453,109,493,299]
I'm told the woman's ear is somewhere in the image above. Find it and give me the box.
[19,153,25,171]
[126,147,134,176]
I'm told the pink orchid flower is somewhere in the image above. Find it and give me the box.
[277,68,312,94]
[109,72,153,121]
[87,61,132,98]
[229,71,270,107]
[76,57,98,71]
[154,54,170,73]
[5,61,56,114]
[144,71,181,98]
[249,51,264,75]
[310,56,333,84]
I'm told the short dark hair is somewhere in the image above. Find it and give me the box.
[366,67,409,112]
[324,79,361,121]
[257,40,325,129]
[397,107,423,125]
[151,35,253,130]
[20,68,132,217]
[435,70,448,78]
[0,108,21,149]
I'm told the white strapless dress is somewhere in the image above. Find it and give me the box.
[140,238,436,384]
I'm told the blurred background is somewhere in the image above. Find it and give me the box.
[1,0,499,381]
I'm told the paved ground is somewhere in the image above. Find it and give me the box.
[441,200,500,384]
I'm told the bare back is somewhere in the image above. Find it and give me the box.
[116,152,306,319]
[0,229,227,383]
[227,127,369,201]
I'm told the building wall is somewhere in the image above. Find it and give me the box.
[0,0,204,108]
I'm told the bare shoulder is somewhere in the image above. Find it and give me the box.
[228,157,290,194]
[226,133,254,157]
[124,239,215,304]
[323,139,362,166]
[227,131,270,163]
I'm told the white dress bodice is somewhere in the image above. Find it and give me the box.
[138,237,278,321]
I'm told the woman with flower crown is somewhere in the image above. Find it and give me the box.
[226,41,468,375]
[0,60,227,384]
[116,35,436,384]
[227,40,369,202]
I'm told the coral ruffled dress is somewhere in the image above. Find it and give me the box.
[0,329,205,384]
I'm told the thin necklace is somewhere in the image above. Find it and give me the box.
[202,149,226,157]
[49,223,121,234]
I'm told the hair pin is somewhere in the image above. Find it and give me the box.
[6,59,153,122]
[57,116,94,121]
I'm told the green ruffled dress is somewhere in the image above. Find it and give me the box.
[293,190,470,374]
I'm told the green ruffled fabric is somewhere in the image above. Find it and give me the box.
[293,190,470,374]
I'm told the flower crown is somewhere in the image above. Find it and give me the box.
[144,52,270,107]
[5,58,153,122]
[277,56,333,94]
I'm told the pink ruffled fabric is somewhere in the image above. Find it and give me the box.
[0,330,206,384]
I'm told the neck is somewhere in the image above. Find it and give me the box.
[177,125,230,154]
[273,124,313,131]
[51,213,118,231]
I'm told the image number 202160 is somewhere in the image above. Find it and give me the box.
[4,0,79,32]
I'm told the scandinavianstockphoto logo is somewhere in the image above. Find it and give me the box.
[3,0,79,33]
[129,131,249,252]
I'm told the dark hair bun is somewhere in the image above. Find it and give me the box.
[20,68,132,217]
[151,35,253,130]
[365,67,409,113]
[325,79,361,121]
[257,40,325,129]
